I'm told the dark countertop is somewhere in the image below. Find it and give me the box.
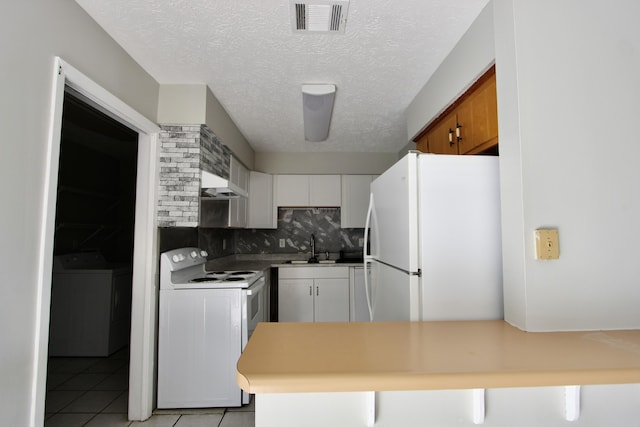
[205,254,364,272]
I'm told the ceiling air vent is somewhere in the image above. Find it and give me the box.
[290,0,350,33]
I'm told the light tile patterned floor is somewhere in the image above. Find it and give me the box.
[45,348,255,427]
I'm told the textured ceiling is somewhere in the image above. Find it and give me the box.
[74,0,489,153]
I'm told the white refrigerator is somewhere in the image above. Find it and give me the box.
[364,152,503,321]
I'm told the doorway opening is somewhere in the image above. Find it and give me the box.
[44,92,138,424]
[33,58,160,427]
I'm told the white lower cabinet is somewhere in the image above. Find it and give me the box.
[256,384,640,427]
[314,278,349,322]
[279,267,349,322]
[279,279,314,322]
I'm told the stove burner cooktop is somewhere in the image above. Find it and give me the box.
[190,277,223,283]
[160,248,261,291]
[189,271,257,284]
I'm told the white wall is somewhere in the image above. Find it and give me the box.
[255,152,397,174]
[0,1,159,425]
[494,0,640,331]
[406,3,496,141]
[157,84,255,169]
[157,84,207,123]
[205,87,255,169]
[408,0,640,332]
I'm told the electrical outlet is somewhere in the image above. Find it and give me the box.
[358,238,364,247]
[534,229,559,260]
[279,238,285,248]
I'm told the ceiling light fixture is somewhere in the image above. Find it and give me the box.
[302,84,336,142]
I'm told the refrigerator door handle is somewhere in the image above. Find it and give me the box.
[363,258,373,321]
[364,192,373,258]
[363,193,374,320]
[374,258,419,276]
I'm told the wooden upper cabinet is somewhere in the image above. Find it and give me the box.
[415,66,498,155]
[424,113,458,155]
[459,73,498,154]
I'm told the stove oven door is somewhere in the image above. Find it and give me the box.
[241,275,266,404]
[243,276,266,343]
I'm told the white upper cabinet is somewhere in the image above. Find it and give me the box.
[229,156,248,190]
[341,175,377,228]
[228,156,248,228]
[275,175,341,207]
[275,175,309,206]
[309,175,341,206]
[247,171,276,229]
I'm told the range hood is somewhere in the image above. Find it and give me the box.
[201,170,248,199]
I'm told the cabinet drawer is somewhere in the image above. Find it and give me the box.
[279,267,349,279]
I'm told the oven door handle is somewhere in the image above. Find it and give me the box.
[246,277,265,295]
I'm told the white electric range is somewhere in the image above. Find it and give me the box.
[157,247,266,408]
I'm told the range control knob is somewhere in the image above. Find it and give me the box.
[172,254,180,263]
[190,250,199,259]
[200,250,208,257]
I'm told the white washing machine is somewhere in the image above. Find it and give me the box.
[49,251,132,357]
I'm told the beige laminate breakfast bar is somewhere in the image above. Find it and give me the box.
[237,320,640,426]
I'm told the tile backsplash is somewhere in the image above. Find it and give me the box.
[198,207,364,258]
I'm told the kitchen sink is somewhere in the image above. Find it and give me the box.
[336,258,364,263]
[284,259,336,264]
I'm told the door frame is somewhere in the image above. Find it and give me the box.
[31,57,159,426]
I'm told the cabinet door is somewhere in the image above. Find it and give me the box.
[470,74,498,153]
[228,197,247,228]
[314,278,349,322]
[229,156,248,190]
[341,175,375,228]
[454,96,474,154]
[309,175,341,206]
[426,113,458,155]
[276,175,309,206]
[415,133,428,153]
[416,67,498,156]
[247,171,275,229]
[457,73,498,154]
[228,157,248,227]
[278,279,314,322]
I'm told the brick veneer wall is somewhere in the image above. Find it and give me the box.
[157,124,230,227]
